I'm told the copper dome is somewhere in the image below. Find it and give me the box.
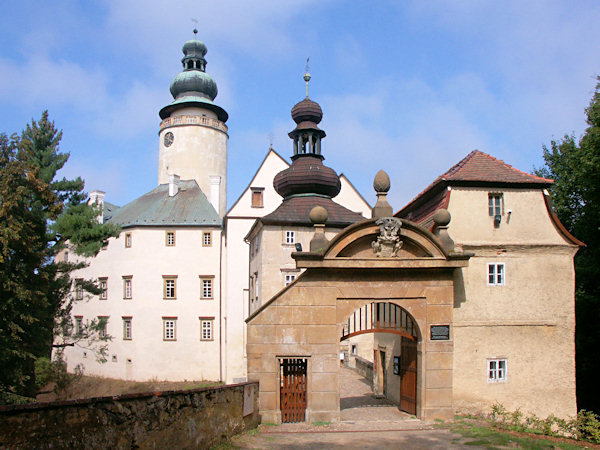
[291,98,323,125]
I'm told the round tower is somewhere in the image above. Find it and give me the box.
[158,31,228,216]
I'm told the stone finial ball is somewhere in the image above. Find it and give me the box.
[373,170,391,193]
[432,209,451,226]
[309,206,328,224]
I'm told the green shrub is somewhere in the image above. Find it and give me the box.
[572,410,600,444]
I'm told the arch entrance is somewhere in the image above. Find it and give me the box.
[340,302,419,416]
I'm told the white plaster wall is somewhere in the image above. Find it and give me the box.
[158,107,228,216]
[63,226,222,382]
[337,174,372,219]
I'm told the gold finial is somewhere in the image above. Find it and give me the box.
[303,57,311,98]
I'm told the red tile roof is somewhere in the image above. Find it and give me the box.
[397,150,553,220]
[261,195,364,227]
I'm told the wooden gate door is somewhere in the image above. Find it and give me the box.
[400,338,417,415]
[280,358,307,423]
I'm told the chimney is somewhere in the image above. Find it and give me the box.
[88,190,106,223]
[168,174,180,197]
[209,175,221,213]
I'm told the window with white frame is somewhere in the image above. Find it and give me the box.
[200,277,213,299]
[203,231,212,247]
[166,231,175,246]
[200,318,214,341]
[163,276,177,299]
[122,317,132,340]
[487,263,505,286]
[74,316,83,335]
[285,230,295,244]
[487,358,507,382]
[163,318,177,341]
[99,277,107,300]
[98,316,108,338]
[488,194,503,217]
[75,279,83,300]
[284,273,297,286]
[123,276,132,299]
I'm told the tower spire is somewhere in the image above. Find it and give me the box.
[303,58,311,98]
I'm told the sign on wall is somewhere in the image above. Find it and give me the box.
[430,325,450,341]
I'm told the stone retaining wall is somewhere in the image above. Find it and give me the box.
[0,382,259,449]
[354,355,374,381]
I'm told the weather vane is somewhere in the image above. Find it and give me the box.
[303,57,311,98]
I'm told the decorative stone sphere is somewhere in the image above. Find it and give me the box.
[309,206,328,224]
[373,170,391,193]
[432,209,451,227]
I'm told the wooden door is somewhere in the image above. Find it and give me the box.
[400,338,417,415]
[280,358,307,423]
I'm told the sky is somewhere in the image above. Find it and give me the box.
[1,1,599,211]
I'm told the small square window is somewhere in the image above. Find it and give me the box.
[125,232,132,248]
[163,318,177,341]
[74,316,83,336]
[203,231,212,247]
[284,274,297,286]
[351,344,357,355]
[98,316,108,338]
[122,317,132,340]
[123,276,132,299]
[166,231,175,247]
[487,263,505,286]
[285,231,295,245]
[75,279,83,300]
[487,358,507,382]
[200,318,214,341]
[251,188,264,208]
[163,276,177,299]
[200,276,214,299]
[99,278,107,300]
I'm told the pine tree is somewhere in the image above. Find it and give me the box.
[0,112,120,403]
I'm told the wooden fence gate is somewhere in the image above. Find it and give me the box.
[400,337,417,415]
[279,358,307,423]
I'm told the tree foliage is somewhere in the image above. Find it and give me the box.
[535,77,600,414]
[0,112,120,403]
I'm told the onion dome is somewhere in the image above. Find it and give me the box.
[291,98,323,125]
[273,155,341,198]
[159,31,228,122]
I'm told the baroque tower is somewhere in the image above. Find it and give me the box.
[158,31,228,216]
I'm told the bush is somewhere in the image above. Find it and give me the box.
[573,410,600,444]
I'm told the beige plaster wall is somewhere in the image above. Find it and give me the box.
[158,106,228,216]
[247,269,457,423]
[63,226,222,382]
[374,333,403,404]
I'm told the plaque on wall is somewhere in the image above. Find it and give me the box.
[430,325,450,341]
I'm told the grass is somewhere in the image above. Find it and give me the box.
[441,415,587,449]
[312,421,332,426]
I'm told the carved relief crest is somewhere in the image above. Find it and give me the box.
[372,217,403,257]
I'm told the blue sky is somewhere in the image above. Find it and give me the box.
[1,1,599,210]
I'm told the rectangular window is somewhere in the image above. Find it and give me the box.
[163,317,177,341]
[487,358,507,382]
[200,317,214,341]
[122,317,132,340]
[203,231,212,247]
[74,316,83,336]
[285,230,295,245]
[254,272,259,303]
[99,277,107,300]
[98,316,108,338]
[251,188,264,208]
[123,276,132,299]
[487,263,505,286]
[125,232,132,248]
[166,231,175,246]
[254,235,260,255]
[488,194,503,217]
[163,276,177,299]
[200,276,214,299]
[284,274,296,286]
[75,279,83,300]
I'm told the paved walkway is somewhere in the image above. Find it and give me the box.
[230,367,483,448]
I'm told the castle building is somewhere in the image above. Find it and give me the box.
[63,35,579,423]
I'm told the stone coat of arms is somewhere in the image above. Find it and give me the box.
[372,217,403,257]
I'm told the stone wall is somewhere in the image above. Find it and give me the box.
[354,355,373,381]
[0,382,259,449]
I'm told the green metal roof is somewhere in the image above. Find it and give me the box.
[105,180,221,228]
